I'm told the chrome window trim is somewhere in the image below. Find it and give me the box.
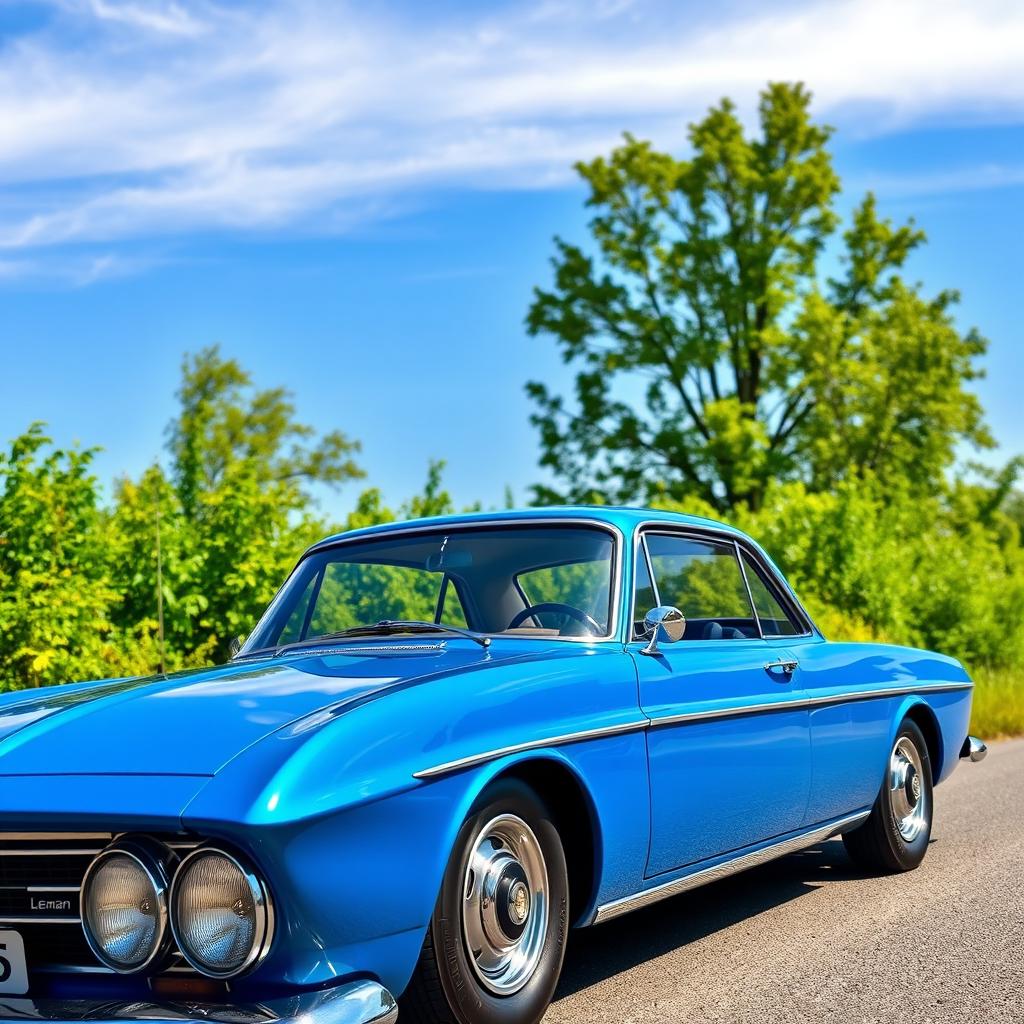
[734,539,765,639]
[412,681,973,779]
[240,516,627,651]
[629,521,817,640]
[591,809,872,924]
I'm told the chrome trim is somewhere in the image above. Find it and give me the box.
[0,833,113,842]
[961,735,988,762]
[735,539,765,639]
[647,681,974,728]
[0,981,398,1024]
[240,516,627,652]
[413,682,974,779]
[0,849,105,857]
[630,520,818,638]
[80,838,173,975]
[412,719,648,779]
[592,810,870,924]
[170,846,274,979]
[26,886,80,893]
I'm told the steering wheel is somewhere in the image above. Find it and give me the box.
[507,602,603,636]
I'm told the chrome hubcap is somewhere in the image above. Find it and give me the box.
[889,736,929,842]
[462,814,548,995]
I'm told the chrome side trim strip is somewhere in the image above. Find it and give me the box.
[412,720,648,779]
[413,682,973,779]
[649,681,974,728]
[592,810,870,924]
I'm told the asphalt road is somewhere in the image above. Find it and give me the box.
[547,738,1024,1024]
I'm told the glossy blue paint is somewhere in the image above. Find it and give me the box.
[630,638,811,876]
[0,506,976,1008]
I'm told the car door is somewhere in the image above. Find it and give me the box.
[735,549,894,825]
[629,530,812,878]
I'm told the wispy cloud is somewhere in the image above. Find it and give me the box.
[1,0,1023,256]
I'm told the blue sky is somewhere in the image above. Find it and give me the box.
[0,0,1022,515]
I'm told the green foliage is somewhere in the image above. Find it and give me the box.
[103,348,366,668]
[527,83,990,511]
[654,474,1024,670]
[0,426,122,688]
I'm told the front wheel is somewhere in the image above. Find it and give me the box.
[401,779,569,1024]
[843,718,933,873]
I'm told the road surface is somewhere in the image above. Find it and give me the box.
[548,738,1024,1024]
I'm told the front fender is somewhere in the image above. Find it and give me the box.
[179,644,648,998]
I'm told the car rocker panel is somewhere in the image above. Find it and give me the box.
[0,507,983,1024]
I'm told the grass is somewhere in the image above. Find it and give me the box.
[969,666,1024,740]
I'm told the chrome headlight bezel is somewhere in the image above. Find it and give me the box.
[169,846,274,979]
[80,838,172,975]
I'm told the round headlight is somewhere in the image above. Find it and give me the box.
[82,842,169,973]
[170,848,273,978]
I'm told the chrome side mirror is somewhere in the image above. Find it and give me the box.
[229,635,246,658]
[640,606,686,656]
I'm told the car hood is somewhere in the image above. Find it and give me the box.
[0,641,526,777]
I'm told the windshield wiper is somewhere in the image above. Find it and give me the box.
[272,619,491,656]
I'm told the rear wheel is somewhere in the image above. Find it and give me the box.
[401,780,569,1024]
[843,718,933,872]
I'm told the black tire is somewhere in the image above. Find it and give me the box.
[843,718,933,873]
[401,779,569,1024]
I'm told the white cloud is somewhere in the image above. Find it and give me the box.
[0,0,1022,251]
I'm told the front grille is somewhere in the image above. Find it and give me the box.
[0,832,199,975]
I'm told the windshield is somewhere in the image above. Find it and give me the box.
[241,523,617,652]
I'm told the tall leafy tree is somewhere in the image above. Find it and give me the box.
[109,348,365,665]
[527,83,991,511]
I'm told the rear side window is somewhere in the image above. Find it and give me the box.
[741,552,801,636]
[640,534,757,640]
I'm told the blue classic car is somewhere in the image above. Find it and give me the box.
[0,507,986,1024]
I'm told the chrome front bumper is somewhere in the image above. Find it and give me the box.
[0,982,398,1024]
[960,735,988,762]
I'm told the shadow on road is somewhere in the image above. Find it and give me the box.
[555,837,863,999]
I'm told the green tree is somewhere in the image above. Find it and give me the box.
[108,348,365,666]
[0,425,120,689]
[527,83,991,512]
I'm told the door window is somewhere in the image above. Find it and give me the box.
[638,534,758,640]
[740,552,801,636]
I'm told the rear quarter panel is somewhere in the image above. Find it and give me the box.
[792,638,972,823]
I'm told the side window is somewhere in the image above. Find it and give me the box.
[643,534,757,640]
[741,552,801,636]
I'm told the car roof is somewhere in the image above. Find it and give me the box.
[308,505,747,552]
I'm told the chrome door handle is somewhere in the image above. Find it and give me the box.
[765,658,798,678]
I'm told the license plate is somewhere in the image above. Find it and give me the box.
[0,931,28,995]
